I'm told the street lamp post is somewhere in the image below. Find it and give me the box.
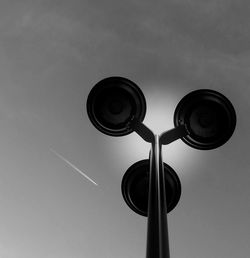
[86,77,236,258]
[129,118,188,257]
[147,134,169,258]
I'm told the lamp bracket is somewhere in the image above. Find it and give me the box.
[160,125,189,145]
[127,117,154,143]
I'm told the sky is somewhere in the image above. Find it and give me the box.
[0,0,249,257]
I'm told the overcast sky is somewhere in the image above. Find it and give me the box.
[0,0,250,257]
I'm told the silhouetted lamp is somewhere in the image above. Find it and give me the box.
[121,159,181,216]
[86,77,237,258]
[87,76,146,136]
[174,89,236,150]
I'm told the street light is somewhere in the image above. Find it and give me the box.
[174,89,236,150]
[86,77,237,258]
[86,76,146,136]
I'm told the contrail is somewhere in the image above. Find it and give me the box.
[50,149,98,186]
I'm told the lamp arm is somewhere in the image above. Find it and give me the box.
[127,117,154,143]
[160,125,189,145]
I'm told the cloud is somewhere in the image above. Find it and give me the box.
[0,0,249,99]
[158,0,250,55]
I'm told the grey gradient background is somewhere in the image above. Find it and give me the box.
[0,0,249,257]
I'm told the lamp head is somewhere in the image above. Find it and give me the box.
[174,89,236,150]
[87,77,146,136]
[121,159,181,216]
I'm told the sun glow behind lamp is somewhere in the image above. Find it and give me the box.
[86,77,236,258]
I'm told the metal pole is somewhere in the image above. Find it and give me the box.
[146,134,170,258]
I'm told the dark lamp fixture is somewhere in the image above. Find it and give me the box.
[174,89,236,150]
[86,77,146,136]
[86,77,237,258]
[121,159,181,216]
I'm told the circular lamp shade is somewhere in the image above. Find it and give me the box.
[86,77,146,136]
[121,159,181,216]
[174,89,236,150]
